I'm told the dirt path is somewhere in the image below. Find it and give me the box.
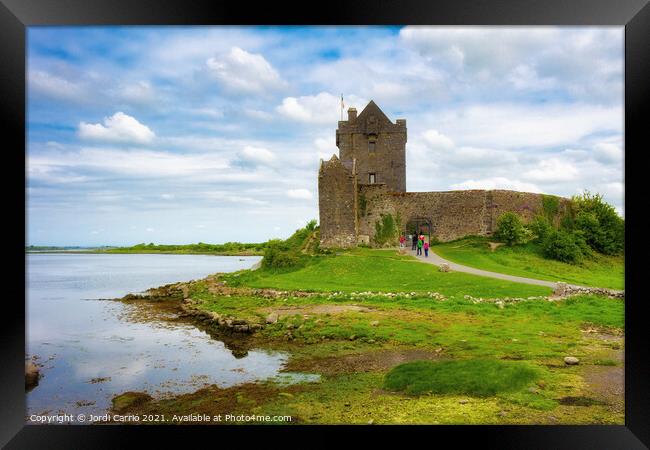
[410,249,559,288]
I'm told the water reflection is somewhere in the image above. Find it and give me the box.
[26,253,289,417]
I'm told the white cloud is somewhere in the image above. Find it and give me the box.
[206,47,286,94]
[422,103,621,150]
[117,81,155,104]
[29,70,86,101]
[277,92,367,124]
[29,147,230,179]
[78,112,155,144]
[421,129,454,150]
[287,189,313,200]
[315,137,337,160]
[450,177,542,193]
[523,158,579,183]
[593,142,623,164]
[200,191,268,206]
[238,146,276,165]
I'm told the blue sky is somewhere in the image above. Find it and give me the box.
[26,26,624,246]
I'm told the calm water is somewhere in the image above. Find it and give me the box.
[26,253,288,418]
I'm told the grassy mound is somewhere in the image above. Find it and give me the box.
[384,359,540,397]
[433,236,623,290]
[227,246,552,298]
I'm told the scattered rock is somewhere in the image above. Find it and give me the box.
[349,335,357,341]
[370,320,379,327]
[367,419,374,425]
[564,356,580,365]
[489,242,504,251]
[266,313,278,324]
[25,362,40,390]
[88,377,112,384]
[439,263,451,273]
[111,391,153,413]
[459,399,468,404]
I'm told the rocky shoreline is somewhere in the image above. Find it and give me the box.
[116,273,625,346]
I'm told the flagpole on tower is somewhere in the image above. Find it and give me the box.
[340,94,344,121]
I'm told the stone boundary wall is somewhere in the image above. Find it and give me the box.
[356,187,569,244]
[553,282,624,299]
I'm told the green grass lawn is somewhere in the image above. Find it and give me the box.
[432,237,624,290]
[384,359,541,396]
[223,247,552,298]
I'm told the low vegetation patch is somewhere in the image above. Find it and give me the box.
[102,241,266,255]
[384,359,541,397]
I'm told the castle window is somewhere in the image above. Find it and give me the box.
[369,173,376,184]
[368,141,376,153]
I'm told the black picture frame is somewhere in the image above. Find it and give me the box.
[2,0,648,448]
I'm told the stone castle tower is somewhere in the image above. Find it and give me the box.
[336,100,407,192]
[318,100,567,248]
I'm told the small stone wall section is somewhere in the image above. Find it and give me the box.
[553,282,624,299]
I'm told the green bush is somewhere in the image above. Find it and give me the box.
[495,212,527,246]
[262,242,302,269]
[528,215,553,241]
[571,192,624,255]
[541,229,586,263]
[261,221,320,269]
[541,194,560,221]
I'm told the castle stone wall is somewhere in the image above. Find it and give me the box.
[356,188,568,243]
[318,156,358,248]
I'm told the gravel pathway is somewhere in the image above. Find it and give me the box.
[409,249,559,289]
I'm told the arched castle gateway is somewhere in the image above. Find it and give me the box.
[318,100,569,248]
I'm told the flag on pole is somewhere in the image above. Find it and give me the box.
[340,94,344,120]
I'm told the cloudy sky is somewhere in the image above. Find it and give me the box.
[27,26,624,246]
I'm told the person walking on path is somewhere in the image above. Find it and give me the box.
[411,234,418,251]
[424,241,430,257]
[416,236,423,256]
[399,235,406,249]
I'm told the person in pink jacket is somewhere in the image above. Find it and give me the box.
[424,241,430,257]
